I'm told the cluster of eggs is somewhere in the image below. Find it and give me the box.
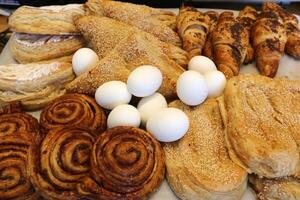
[72,48,226,143]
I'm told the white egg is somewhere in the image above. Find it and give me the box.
[176,71,208,106]
[146,108,189,142]
[204,70,227,98]
[107,104,141,128]
[127,65,163,97]
[188,55,217,75]
[95,81,132,110]
[72,48,99,76]
[137,93,167,126]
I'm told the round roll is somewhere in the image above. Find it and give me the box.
[0,113,39,137]
[89,126,165,199]
[0,135,39,200]
[28,127,96,200]
[40,94,106,134]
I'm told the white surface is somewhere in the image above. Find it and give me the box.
[1,8,300,200]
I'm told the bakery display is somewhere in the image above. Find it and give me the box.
[9,4,85,35]
[0,100,21,114]
[28,127,96,200]
[164,99,247,200]
[77,126,165,200]
[220,75,300,178]
[10,33,85,63]
[40,93,106,134]
[0,61,75,110]
[73,15,188,68]
[176,7,211,59]
[85,0,181,46]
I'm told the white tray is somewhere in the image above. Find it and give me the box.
[1,8,300,200]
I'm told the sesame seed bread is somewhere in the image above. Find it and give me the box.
[164,99,247,200]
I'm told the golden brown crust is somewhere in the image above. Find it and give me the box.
[212,12,250,79]
[164,99,247,200]
[85,0,181,46]
[28,127,96,200]
[40,93,106,134]
[77,126,165,200]
[9,5,84,35]
[252,11,287,77]
[66,16,184,100]
[0,100,21,114]
[176,6,211,59]
[10,33,85,64]
[74,15,188,68]
[221,75,300,178]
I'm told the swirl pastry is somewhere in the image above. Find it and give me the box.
[0,100,21,114]
[9,4,84,35]
[0,61,75,110]
[165,99,247,200]
[28,127,96,200]
[0,113,39,138]
[10,33,85,64]
[0,134,40,199]
[40,93,106,134]
[79,126,165,200]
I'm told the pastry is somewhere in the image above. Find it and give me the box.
[250,176,300,200]
[212,12,250,79]
[263,2,300,59]
[9,4,85,35]
[0,100,21,114]
[164,99,247,200]
[66,29,184,100]
[219,75,300,178]
[0,134,40,200]
[0,61,75,110]
[40,93,106,134]
[176,6,211,59]
[74,15,188,68]
[28,127,96,200]
[0,112,39,137]
[202,11,219,59]
[77,126,165,200]
[237,6,257,64]
[85,0,181,46]
[10,33,85,63]
[252,10,287,77]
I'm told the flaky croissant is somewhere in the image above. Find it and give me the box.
[263,2,300,59]
[176,6,211,59]
[212,12,249,79]
[252,11,287,77]
[238,6,257,64]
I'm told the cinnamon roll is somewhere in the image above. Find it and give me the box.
[40,93,106,134]
[79,126,165,200]
[0,113,39,137]
[28,127,96,200]
[0,100,21,115]
[0,135,39,200]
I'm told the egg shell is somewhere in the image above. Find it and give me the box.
[204,70,227,98]
[72,48,99,76]
[95,81,132,110]
[127,65,163,97]
[146,108,189,142]
[176,70,208,106]
[107,104,141,128]
[137,93,167,126]
[188,55,217,75]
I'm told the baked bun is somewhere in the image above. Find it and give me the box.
[164,99,247,200]
[9,4,85,35]
[10,33,85,63]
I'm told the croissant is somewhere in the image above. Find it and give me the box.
[252,11,287,77]
[212,12,249,79]
[176,6,211,59]
[263,2,300,59]
[237,6,257,64]
[202,11,219,60]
